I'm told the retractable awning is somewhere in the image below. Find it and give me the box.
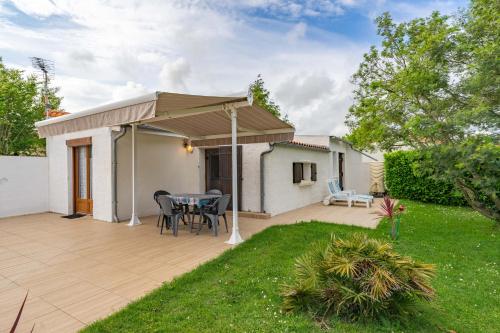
[36,91,294,245]
[35,92,294,146]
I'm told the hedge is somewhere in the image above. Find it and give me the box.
[384,150,466,206]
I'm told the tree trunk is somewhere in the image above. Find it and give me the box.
[455,179,500,223]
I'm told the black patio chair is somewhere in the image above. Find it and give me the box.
[157,195,183,236]
[153,190,170,227]
[189,189,223,232]
[200,194,231,236]
[205,189,222,195]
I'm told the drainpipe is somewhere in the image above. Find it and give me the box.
[112,125,127,222]
[260,143,275,213]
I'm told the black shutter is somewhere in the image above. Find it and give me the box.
[293,163,303,183]
[311,163,317,181]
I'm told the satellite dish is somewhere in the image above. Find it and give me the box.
[247,87,254,106]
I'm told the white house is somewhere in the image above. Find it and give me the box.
[35,92,376,226]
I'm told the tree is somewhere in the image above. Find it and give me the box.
[0,59,62,156]
[345,1,499,222]
[249,74,288,121]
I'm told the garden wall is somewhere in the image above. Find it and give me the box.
[0,156,49,218]
[384,151,466,206]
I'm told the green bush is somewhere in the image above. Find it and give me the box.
[384,150,466,206]
[281,234,435,322]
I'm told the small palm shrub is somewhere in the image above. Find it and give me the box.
[282,234,435,321]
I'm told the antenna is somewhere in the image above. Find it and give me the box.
[30,57,55,119]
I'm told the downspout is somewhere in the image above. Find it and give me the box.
[260,143,275,213]
[112,125,127,222]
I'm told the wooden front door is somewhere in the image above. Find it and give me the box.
[205,146,242,209]
[338,152,345,190]
[73,145,93,214]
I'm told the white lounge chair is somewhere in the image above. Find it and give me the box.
[323,178,355,207]
[323,179,374,208]
[351,194,374,208]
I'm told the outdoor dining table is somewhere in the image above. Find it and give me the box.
[167,193,221,207]
[167,193,221,226]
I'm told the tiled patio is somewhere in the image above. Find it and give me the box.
[0,201,379,332]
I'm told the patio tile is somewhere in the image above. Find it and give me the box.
[40,281,107,309]
[59,291,129,324]
[143,264,187,283]
[0,260,46,279]
[12,309,85,333]
[0,297,58,331]
[0,284,31,309]
[109,276,162,300]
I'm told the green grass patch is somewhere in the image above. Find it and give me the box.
[83,202,499,333]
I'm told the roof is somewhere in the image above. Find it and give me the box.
[329,136,378,161]
[276,140,331,152]
[35,91,294,146]
[47,109,70,117]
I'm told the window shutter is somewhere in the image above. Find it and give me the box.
[293,163,303,184]
[311,163,317,181]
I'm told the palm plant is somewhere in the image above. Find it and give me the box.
[378,196,405,240]
[282,234,435,321]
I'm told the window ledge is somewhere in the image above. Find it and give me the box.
[298,180,315,186]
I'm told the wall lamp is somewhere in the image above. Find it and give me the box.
[183,139,194,153]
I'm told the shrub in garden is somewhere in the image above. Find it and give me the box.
[384,151,466,206]
[282,234,435,321]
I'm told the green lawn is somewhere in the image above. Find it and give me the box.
[83,201,499,333]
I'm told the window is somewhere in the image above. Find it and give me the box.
[293,162,318,185]
[311,163,317,181]
[293,162,303,184]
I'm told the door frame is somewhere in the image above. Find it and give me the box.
[67,137,93,215]
[338,152,345,191]
[205,146,242,209]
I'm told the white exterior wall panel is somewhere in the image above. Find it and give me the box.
[46,127,113,221]
[116,132,201,221]
[0,156,48,217]
[241,143,269,212]
[263,146,330,216]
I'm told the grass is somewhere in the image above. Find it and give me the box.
[82,201,499,333]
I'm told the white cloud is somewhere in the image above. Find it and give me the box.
[0,0,464,135]
[286,22,307,42]
[159,58,191,92]
[9,0,64,17]
[275,73,334,108]
[112,81,149,101]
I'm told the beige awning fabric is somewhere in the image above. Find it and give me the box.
[37,100,156,138]
[36,91,294,143]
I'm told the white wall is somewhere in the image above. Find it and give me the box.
[241,143,269,212]
[116,131,201,221]
[263,145,330,216]
[345,149,371,194]
[0,156,48,218]
[46,127,113,221]
[329,138,373,194]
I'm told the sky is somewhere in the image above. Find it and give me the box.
[0,0,466,135]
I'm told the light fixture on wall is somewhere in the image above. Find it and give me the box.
[183,139,194,153]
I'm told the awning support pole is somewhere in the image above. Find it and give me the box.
[225,107,243,245]
[128,123,141,226]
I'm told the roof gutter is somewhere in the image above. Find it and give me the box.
[112,125,128,222]
[260,143,276,213]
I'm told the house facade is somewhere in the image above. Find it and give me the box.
[45,126,375,221]
[35,92,376,223]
